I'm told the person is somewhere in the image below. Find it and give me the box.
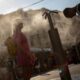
[5,37,17,58]
[12,20,35,80]
[63,3,80,18]
[5,37,18,80]
[34,57,40,74]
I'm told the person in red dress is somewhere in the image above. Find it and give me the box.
[13,21,35,80]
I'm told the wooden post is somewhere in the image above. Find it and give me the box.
[44,12,72,80]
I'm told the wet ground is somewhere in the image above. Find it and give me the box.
[31,64,80,80]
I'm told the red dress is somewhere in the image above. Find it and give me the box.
[13,31,35,79]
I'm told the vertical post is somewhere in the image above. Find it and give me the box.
[44,12,72,80]
[75,45,80,62]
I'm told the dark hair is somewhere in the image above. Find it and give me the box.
[63,8,69,17]
[63,7,76,18]
[77,3,80,14]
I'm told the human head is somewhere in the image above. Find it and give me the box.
[63,7,76,18]
[14,19,23,33]
[16,22,23,30]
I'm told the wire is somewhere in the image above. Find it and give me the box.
[23,0,45,9]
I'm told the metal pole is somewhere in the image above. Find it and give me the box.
[43,11,72,80]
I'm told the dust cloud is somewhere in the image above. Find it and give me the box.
[0,9,80,52]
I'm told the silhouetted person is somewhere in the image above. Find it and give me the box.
[12,20,35,80]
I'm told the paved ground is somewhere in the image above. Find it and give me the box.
[30,64,80,80]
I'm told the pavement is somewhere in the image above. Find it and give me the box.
[30,64,80,80]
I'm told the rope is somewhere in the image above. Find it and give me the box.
[23,0,45,9]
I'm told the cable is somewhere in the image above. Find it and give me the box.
[23,0,45,9]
